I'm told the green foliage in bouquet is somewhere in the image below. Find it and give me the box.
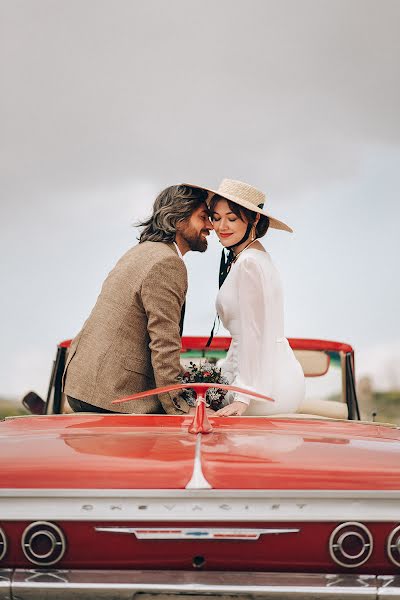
[180,361,229,411]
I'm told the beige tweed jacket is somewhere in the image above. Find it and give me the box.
[63,241,189,414]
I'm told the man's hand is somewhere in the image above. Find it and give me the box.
[213,401,247,417]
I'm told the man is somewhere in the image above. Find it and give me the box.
[63,184,212,414]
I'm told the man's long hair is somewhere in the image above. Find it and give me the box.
[138,185,208,243]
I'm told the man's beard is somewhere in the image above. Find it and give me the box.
[182,226,209,252]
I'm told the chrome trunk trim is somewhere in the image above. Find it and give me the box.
[1,489,400,521]
[94,526,300,540]
[11,569,391,599]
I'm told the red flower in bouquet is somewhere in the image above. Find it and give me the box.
[179,361,229,411]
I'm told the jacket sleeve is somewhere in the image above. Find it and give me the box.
[233,256,274,405]
[141,254,190,414]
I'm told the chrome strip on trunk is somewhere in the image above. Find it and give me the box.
[2,489,400,521]
[185,434,212,490]
[94,526,300,540]
[11,569,399,599]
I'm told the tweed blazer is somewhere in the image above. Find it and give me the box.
[63,241,189,414]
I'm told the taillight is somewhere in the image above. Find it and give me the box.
[387,525,400,567]
[21,521,66,565]
[0,528,7,561]
[329,522,373,568]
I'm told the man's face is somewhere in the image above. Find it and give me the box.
[180,204,213,252]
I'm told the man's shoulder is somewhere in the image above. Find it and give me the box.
[120,241,179,267]
[115,242,185,284]
[128,242,178,256]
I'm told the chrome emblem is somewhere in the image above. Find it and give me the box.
[95,527,300,540]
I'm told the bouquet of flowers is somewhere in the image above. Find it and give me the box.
[179,361,230,411]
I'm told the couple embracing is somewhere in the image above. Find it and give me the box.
[63,179,305,417]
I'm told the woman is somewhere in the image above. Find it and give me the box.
[206,178,305,416]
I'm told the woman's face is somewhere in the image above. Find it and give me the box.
[211,199,248,248]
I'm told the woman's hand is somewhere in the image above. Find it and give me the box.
[214,400,247,417]
[188,406,216,415]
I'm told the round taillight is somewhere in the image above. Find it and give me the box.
[22,522,66,566]
[387,525,400,567]
[0,528,7,561]
[329,522,373,568]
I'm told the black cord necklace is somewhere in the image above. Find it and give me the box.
[206,223,255,347]
[218,222,254,288]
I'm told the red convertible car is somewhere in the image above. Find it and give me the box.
[0,336,399,599]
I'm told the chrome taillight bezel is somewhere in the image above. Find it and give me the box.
[387,524,400,567]
[0,528,7,561]
[329,522,373,568]
[21,521,66,566]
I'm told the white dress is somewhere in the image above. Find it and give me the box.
[216,248,305,415]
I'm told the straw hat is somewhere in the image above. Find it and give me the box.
[186,178,293,233]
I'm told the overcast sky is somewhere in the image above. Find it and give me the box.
[1,0,399,399]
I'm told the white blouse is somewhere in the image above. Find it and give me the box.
[216,248,305,415]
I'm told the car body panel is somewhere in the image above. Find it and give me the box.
[0,415,197,489]
[1,415,400,490]
[1,519,398,573]
[200,419,400,490]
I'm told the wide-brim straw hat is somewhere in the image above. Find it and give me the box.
[185,178,293,233]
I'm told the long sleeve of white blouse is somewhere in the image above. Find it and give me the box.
[232,255,275,405]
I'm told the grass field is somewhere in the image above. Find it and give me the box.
[0,398,29,419]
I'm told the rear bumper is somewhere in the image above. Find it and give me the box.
[3,570,400,599]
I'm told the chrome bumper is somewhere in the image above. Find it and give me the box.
[3,569,400,599]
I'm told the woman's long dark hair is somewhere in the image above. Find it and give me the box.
[138,185,208,243]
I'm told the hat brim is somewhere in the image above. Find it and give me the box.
[183,183,293,233]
